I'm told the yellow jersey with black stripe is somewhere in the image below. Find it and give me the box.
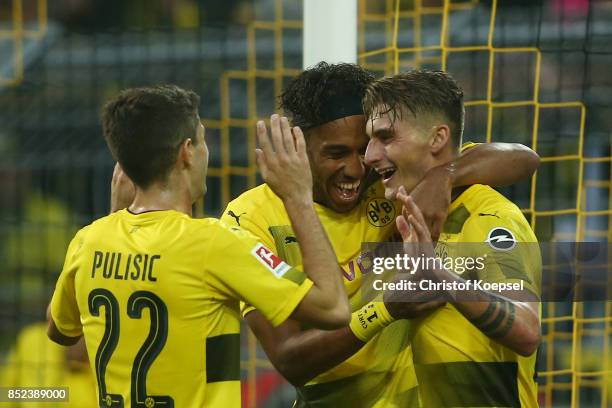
[222,182,419,408]
[412,184,541,407]
[50,209,312,408]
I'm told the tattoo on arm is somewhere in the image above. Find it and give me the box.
[469,302,496,326]
[479,301,508,335]
[468,299,517,339]
[490,302,516,338]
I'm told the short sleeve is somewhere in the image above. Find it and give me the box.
[204,222,313,327]
[462,212,541,299]
[222,199,308,318]
[221,204,276,250]
[221,203,276,318]
[50,229,86,337]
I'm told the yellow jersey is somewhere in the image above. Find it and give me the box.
[50,209,313,408]
[222,182,419,408]
[412,184,541,407]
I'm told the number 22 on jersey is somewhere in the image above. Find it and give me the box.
[88,288,173,408]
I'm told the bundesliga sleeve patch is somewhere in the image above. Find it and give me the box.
[486,227,517,251]
[251,243,291,278]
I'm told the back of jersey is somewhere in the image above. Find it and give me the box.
[54,210,233,407]
[51,209,313,407]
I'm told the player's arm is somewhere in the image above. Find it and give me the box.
[256,115,350,328]
[47,316,81,346]
[411,143,540,241]
[47,299,80,345]
[449,142,540,187]
[246,291,440,386]
[398,193,540,357]
[47,232,86,347]
[47,288,83,346]
[445,285,539,356]
[245,312,363,386]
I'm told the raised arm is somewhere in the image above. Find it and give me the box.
[256,115,350,329]
[449,142,540,187]
[410,143,540,241]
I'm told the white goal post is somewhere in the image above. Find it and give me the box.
[303,0,357,68]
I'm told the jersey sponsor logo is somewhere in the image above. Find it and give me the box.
[366,198,396,227]
[284,236,297,244]
[343,253,374,281]
[486,227,517,251]
[227,210,246,226]
[251,243,291,278]
[341,241,393,281]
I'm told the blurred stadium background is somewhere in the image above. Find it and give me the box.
[0,0,611,406]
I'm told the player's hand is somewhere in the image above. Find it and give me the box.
[110,162,136,213]
[408,165,452,242]
[396,187,436,264]
[383,290,445,319]
[255,114,313,204]
[381,190,445,318]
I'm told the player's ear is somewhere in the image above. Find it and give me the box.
[178,138,194,168]
[430,124,451,154]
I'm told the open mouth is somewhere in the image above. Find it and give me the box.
[377,167,397,182]
[332,181,361,202]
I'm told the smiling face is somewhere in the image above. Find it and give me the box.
[306,115,369,213]
[362,70,465,200]
[364,109,435,200]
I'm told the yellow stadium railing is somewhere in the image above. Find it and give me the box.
[1,0,47,86]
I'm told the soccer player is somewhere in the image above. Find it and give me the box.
[221,62,541,406]
[364,69,541,407]
[46,84,351,407]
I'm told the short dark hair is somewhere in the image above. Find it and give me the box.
[363,70,464,150]
[279,62,375,132]
[102,84,200,188]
